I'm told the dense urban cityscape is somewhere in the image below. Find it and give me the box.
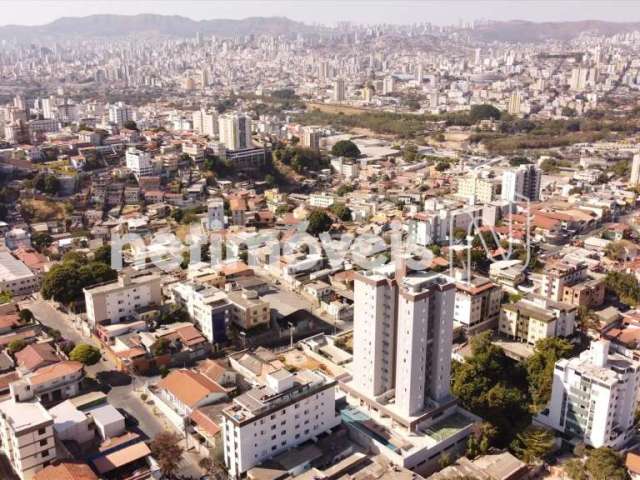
[2,4,640,480]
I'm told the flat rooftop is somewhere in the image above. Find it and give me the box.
[0,251,34,281]
[0,399,52,432]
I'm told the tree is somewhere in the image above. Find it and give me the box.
[512,426,555,463]
[605,271,640,306]
[564,459,587,480]
[18,309,34,323]
[150,431,184,478]
[451,332,530,447]
[306,209,332,236]
[42,258,117,305]
[403,143,418,162]
[526,338,574,412]
[151,337,171,357]
[605,241,627,262]
[199,457,227,480]
[8,339,26,354]
[0,291,12,304]
[123,120,138,131]
[44,175,60,195]
[435,161,450,171]
[336,184,354,197]
[93,244,112,265]
[330,203,352,222]
[585,447,629,480]
[331,140,360,158]
[469,104,501,122]
[265,174,276,188]
[31,232,53,251]
[69,344,101,365]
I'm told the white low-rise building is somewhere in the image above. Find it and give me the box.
[0,251,40,297]
[222,369,339,478]
[536,340,640,449]
[0,400,56,480]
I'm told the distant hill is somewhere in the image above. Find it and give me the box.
[0,14,324,41]
[1,15,639,43]
[471,20,640,43]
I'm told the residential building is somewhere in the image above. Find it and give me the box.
[225,147,266,173]
[0,251,40,297]
[83,273,162,329]
[108,102,132,127]
[308,192,336,208]
[33,462,97,480]
[453,270,502,333]
[193,109,218,137]
[344,270,478,473]
[631,153,640,186]
[500,295,576,344]
[219,113,252,151]
[501,164,541,202]
[333,78,346,102]
[227,289,270,330]
[125,146,153,178]
[0,399,56,479]
[156,369,227,418]
[222,368,339,477]
[10,361,84,406]
[457,174,497,204]
[301,126,321,151]
[171,282,231,344]
[536,340,640,449]
[207,197,225,230]
[562,277,605,309]
[533,261,588,302]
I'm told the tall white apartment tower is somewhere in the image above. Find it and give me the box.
[218,113,252,151]
[630,153,640,186]
[501,164,541,202]
[353,272,455,417]
[352,274,397,397]
[395,275,455,416]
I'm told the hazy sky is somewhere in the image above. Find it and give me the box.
[1,0,640,27]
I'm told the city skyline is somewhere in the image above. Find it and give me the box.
[1,0,640,27]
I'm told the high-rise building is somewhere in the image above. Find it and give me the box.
[507,91,522,115]
[382,75,395,95]
[345,270,478,471]
[536,340,640,449]
[218,113,253,150]
[301,126,321,151]
[193,109,218,137]
[332,78,346,102]
[108,102,132,127]
[501,164,541,202]
[353,271,455,417]
[630,154,640,185]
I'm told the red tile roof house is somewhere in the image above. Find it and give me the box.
[151,369,228,431]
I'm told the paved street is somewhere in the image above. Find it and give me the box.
[22,298,205,478]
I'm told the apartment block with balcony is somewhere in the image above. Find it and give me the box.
[536,340,640,449]
[0,399,56,479]
[500,295,577,345]
[83,273,162,329]
[222,368,339,478]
